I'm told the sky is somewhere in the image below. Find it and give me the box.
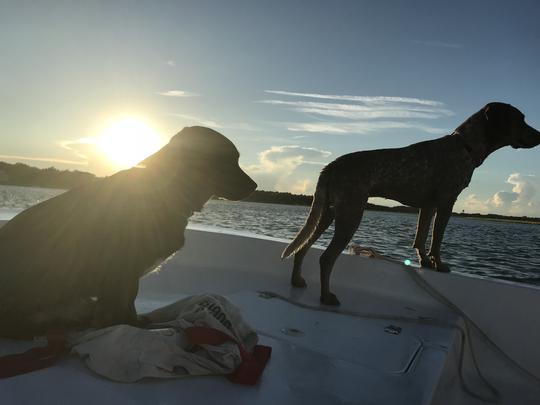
[1,0,539,216]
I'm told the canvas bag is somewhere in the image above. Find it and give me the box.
[69,294,260,383]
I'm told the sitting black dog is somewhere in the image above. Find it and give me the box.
[0,126,256,338]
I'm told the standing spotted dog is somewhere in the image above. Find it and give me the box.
[282,103,540,305]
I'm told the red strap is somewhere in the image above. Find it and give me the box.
[0,327,271,385]
[228,344,272,385]
[0,330,67,379]
[184,326,272,385]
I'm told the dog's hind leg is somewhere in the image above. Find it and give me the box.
[291,207,335,288]
[319,196,367,306]
[427,202,454,272]
[413,207,435,267]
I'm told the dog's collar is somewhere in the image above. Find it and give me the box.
[453,131,479,164]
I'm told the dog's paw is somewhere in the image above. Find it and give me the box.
[419,255,434,268]
[320,293,341,306]
[291,276,307,288]
[427,256,451,273]
[435,262,451,273]
[136,314,152,327]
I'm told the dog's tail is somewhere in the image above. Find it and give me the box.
[281,167,331,259]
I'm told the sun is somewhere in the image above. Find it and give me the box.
[98,118,165,169]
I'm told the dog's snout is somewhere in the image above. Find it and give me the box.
[238,170,257,196]
[215,167,257,200]
[246,176,257,192]
[529,124,540,141]
[515,123,540,149]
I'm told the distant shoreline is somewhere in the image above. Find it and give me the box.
[1,161,539,225]
[241,190,540,224]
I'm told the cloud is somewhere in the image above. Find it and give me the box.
[0,138,107,174]
[0,154,87,166]
[458,173,539,216]
[486,173,538,214]
[507,173,537,204]
[489,191,519,208]
[460,194,490,213]
[58,138,114,174]
[59,137,138,176]
[165,60,176,67]
[157,90,199,97]
[290,178,313,194]
[410,40,463,49]
[264,90,444,106]
[259,99,454,120]
[261,90,452,136]
[1,138,116,175]
[59,138,98,160]
[256,145,332,168]
[286,121,446,135]
[247,145,331,193]
[170,113,260,132]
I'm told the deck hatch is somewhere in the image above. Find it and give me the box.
[228,291,425,374]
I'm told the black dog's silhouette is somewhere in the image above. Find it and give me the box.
[0,126,256,338]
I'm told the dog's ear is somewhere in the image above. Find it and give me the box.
[139,126,237,171]
[483,104,506,136]
[483,105,491,121]
[168,126,235,154]
[137,129,192,170]
[483,104,501,122]
[483,102,513,122]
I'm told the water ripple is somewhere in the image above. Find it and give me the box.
[191,200,540,286]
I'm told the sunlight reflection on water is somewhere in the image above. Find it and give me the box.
[0,185,64,220]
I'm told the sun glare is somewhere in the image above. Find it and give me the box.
[98,118,164,169]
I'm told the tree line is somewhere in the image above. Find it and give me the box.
[1,161,537,223]
[0,162,96,189]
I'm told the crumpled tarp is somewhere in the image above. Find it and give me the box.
[69,295,259,382]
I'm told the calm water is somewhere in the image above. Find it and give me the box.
[1,185,539,286]
[0,185,64,220]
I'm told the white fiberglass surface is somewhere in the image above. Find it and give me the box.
[1,289,456,405]
[136,291,454,375]
[4,227,539,404]
[226,291,452,373]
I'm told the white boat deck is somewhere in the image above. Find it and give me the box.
[1,224,540,404]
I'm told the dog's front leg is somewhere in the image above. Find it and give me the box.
[427,203,454,272]
[94,276,140,328]
[413,207,435,267]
